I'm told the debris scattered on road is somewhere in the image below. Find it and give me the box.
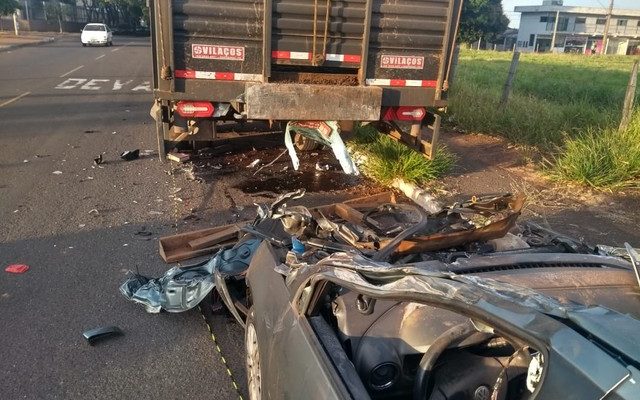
[253,149,288,176]
[246,159,261,168]
[5,264,30,274]
[315,162,330,171]
[120,149,140,161]
[82,325,124,345]
[52,170,63,175]
[149,210,163,215]
[167,152,190,163]
[139,149,155,157]
[23,159,29,163]
[93,154,103,165]
[88,208,99,215]
[84,130,100,134]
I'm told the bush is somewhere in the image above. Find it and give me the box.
[351,125,456,186]
[551,113,640,189]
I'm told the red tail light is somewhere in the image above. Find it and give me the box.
[381,107,426,122]
[176,101,214,118]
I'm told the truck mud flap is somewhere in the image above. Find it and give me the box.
[244,83,382,121]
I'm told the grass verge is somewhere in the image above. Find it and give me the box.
[448,49,640,189]
[350,124,456,186]
[550,113,640,190]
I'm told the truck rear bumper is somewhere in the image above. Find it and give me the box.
[244,83,382,121]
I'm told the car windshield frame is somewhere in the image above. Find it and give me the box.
[84,25,106,32]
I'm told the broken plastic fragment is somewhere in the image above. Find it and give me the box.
[120,149,140,161]
[52,170,63,175]
[284,121,359,175]
[82,325,123,345]
[247,159,261,168]
[5,264,29,274]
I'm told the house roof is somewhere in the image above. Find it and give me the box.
[514,5,640,18]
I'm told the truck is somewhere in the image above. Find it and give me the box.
[149,0,463,159]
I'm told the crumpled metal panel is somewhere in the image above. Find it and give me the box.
[120,238,261,313]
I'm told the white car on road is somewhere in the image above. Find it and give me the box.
[81,23,113,47]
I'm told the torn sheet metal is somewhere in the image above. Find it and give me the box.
[120,260,215,313]
[121,238,261,313]
[284,121,359,175]
[367,194,526,256]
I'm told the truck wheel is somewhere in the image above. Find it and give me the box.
[245,307,262,400]
[294,132,320,151]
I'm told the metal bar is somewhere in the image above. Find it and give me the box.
[358,0,373,86]
[435,0,457,100]
[429,114,441,159]
[312,0,319,66]
[321,0,331,62]
[263,0,272,80]
[444,0,464,91]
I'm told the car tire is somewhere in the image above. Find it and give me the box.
[294,132,320,151]
[245,307,262,400]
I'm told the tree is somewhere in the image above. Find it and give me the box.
[0,0,20,17]
[458,0,510,45]
[44,0,73,33]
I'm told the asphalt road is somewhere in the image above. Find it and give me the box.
[0,35,245,399]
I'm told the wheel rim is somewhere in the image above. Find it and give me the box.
[246,322,261,400]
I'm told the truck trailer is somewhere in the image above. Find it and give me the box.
[150,0,463,158]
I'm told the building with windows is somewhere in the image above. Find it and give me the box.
[514,0,640,55]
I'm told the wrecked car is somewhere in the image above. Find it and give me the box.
[239,192,640,399]
[123,191,640,399]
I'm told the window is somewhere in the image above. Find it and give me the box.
[618,20,628,26]
[575,17,586,24]
[529,34,535,46]
[540,16,548,23]
[558,17,569,31]
[596,18,607,25]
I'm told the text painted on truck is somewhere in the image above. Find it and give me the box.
[192,44,245,61]
[380,55,425,70]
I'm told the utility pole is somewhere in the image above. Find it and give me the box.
[602,0,614,54]
[550,10,560,52]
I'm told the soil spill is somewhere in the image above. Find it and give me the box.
[237,170,361,194]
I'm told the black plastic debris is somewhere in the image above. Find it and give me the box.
[82,325,124,345]
[94,154,103,165]
[120,149,140,161]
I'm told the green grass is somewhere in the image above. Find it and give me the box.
[448,49,640,188]
[550,112,640,189]
[350,124,456,186]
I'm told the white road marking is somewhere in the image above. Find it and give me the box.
[54,78,150,92]
[81,79,110,90]
[111,47,120,52]
[95,54,106,60]
[59,65,84,78]
[0,91,31,108]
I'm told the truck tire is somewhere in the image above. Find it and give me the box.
[294,132,320,151]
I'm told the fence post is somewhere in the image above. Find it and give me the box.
[499,51,521,107]
[619,60,639,132]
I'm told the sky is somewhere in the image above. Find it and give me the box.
[503,0,640,28]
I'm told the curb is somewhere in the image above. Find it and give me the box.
[0,37,55,53]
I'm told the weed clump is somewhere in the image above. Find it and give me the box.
[551,113,640,189]
[351,124,456,186]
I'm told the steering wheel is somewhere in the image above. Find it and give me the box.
[412,322,477,400]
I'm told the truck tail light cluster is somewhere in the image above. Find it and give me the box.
[382,106,426,121]
[175,101,214,118]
